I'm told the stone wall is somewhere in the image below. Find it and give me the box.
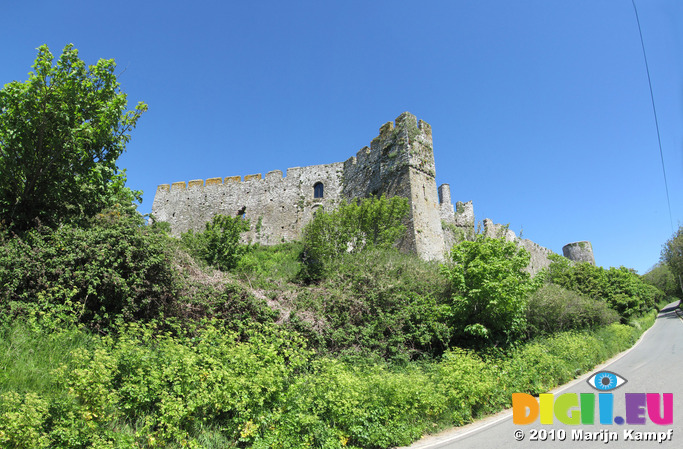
[152,112,458,260]
[152,112,589,268]
[152,163,345,245]
[483,219,554,276]
[563,241,595,265]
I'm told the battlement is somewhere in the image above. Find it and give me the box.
[156,166,326,192]
[152,112,589,273]
[153,112,452,261]
[376,112,432,141]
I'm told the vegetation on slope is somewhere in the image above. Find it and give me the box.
[0,200,672,448]
[0,44,678,449]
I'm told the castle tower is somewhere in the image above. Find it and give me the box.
[366,112,445,260]
[563,241,595,265]
[152,112,454,261]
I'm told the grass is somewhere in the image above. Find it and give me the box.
[0,321,96,396]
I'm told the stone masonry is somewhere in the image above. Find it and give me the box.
[563,241,596,265]
[152,112,592,270]
[153,112,474,261]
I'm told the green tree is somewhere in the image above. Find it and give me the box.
[548,256,662,321]
[0,44,146,231]
[642,262,681,299]
[0,207,177,331]
[662,226,683,294]
[441,236,540,345]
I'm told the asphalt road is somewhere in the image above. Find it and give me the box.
[405,301,683,449]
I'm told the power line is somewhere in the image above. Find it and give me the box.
[631,0,674,233]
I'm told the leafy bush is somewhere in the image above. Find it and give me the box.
[526,284,619,336]
[435,349,500,425]
[175,282,279,328]
[181,214,250,271]
[1,320,312,448]
[661,225,683,287]
[289,248,452,362]
[0,312,656,448]
[548,255,663,321]
[299,195,409,281]
[441,236,541,345]
[0,208,177,331]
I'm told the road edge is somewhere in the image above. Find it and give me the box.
[403,302,680,448]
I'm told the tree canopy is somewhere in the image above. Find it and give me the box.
[0,44,146,232]
[441,236,540,344]
[661,226,683,295]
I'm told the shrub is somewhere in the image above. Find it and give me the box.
[175,282,279,328]
[0,314,657,448]
[181,214,250,271]
[605,267,662,318]
[299,195,409,281]
[661,225,683,288]
[641,263,681,300]
[0,392,52,448]
[0,208,177,331]
[441,236,541,345]
[289,248,452,362]
[547,255,663,321]
[526,284,620,336]
[434,349,499,424]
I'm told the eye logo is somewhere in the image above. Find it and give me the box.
[587,371,627,391]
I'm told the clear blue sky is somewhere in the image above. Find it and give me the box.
[2,0,681,274]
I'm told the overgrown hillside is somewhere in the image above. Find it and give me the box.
[0,45,678,449]
[0,197,674,448]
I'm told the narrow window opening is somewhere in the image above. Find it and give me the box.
[313,182,324,198]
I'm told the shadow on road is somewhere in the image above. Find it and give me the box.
[657,302,681,320]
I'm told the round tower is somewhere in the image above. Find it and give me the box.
[562,241,595,265]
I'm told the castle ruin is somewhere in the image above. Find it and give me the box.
[152,112,593,271]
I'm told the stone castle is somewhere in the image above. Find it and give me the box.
[152,112,593,272]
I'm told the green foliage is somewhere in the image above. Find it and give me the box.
[526,284,620,337]
[0,309,656,448]
[0,392,52,448]
[175,282,279,328]
[0,44,146,231]
[299,195,410,280]
[181,214,250,271]
[642,262,681,301]
[435,349,500,425]
[548,255,663,321]
[0,320,312,448]
[661,226,683,293]
[236,242,303,286]
[604,267,662,318]
[441,236,541,345]
[290,248,452,362]
[0,207,177,331]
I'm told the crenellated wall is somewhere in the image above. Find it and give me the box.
[482,219,555,275]
[152,112,588,265]
[153,163,345,245]
[153,112,458,260]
